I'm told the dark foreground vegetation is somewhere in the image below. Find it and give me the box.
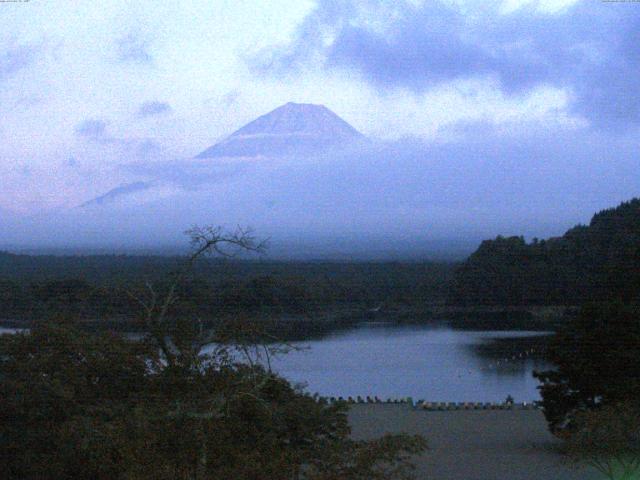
[0,227,427,480]
[0,320,426,480]
[534,302,640,434]
[534,302,640,479]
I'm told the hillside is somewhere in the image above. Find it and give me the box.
[448,198,640,305]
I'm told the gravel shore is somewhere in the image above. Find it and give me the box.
[348,404,602,480]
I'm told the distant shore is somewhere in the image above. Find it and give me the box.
[0,303,570,340]
[384,303,571,330]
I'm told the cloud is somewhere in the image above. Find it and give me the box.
[81,181,152,207]
[252,0,640,128]
[116,32,153,64]
[134,139,164,158]
[68,124,638,250]
[71,122,165,170]
[75,119,109,140]
[4,119,640,257]
[325,3,490,91]
[0,43,38,81]
[137,101,172,117]
[501,0,581,15]
[220,90,240,108]
[121,157,250,188]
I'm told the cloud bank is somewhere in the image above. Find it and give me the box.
[1,0,640,258]
[4,122,639,258]
[253,0,640,128]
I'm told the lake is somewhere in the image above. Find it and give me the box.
[266,323,553,403]
[2,322,553,403]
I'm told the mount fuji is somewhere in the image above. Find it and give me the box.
[79,103,366,207]
[195,102,366,159]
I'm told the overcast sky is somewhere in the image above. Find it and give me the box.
[1,0,639,255]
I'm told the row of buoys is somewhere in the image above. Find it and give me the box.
[417,401,539,411]
[482,346,545,371]
[316,397,540,409]
[447,346,547,380]
[321,396,414,405]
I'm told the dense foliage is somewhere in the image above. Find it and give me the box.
[1,226,428,479]
[564,400,640,480]
[533,302,640,435]
[0,321,427,479]
[0,256,453,324]
[448,198,640,305]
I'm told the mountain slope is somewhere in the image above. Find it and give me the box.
[195,102,365,159]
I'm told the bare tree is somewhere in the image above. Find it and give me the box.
[564,400,640,480]
[127,225,267,368]
[124,226,272,480]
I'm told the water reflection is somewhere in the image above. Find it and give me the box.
[0,322,555,402]
[270,323,553,403]
[0,327,26,335]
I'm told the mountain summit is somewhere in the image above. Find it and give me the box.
[195,102,365,159]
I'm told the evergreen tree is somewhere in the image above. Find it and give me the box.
[533,302,640,435]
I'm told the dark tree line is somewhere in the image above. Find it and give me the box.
[448,198,640,305]
[0,257,453,324]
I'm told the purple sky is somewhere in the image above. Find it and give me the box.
[1,0,639,255]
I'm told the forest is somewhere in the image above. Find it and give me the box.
[2,200,640,479]
[448,198,640,306]
[2,198,639,330]
[0,253,454,337]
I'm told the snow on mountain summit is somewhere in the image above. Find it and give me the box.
[231,102,363,137]
[195,102,365,159]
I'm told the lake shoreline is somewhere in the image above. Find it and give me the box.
[0,303,570,335]
[4,321,556,404]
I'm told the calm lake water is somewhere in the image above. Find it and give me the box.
[268,323,553,403]
[0,327,26,335]
[1,323,553,403]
